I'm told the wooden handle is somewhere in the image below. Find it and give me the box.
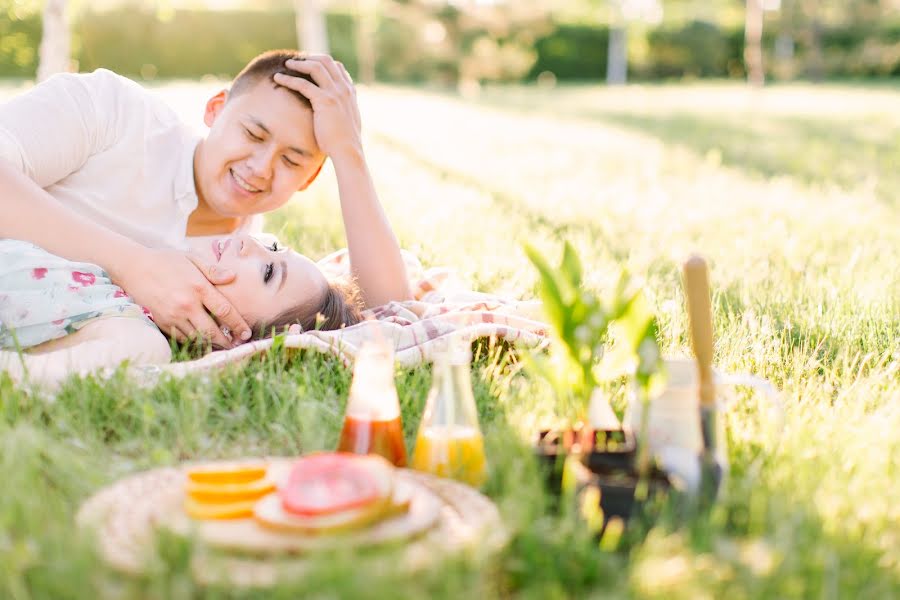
[683,255,716,407]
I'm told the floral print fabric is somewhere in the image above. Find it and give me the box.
[0,239,158,349]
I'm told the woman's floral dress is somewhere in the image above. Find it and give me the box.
[0,239,158,349]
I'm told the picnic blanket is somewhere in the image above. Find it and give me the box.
[130,250,549,382]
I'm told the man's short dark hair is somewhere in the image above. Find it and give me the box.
[229,49,314,109]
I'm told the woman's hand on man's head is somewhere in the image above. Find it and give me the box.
[121,248,251,348]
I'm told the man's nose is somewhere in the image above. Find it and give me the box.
[246,147,275,181]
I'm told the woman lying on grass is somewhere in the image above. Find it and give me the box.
[0,234,362,387]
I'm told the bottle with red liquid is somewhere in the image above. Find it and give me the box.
[336,339,408,467]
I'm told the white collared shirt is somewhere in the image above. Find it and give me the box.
[0,68,260,251]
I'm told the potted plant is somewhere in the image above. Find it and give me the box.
[524,241,668,528]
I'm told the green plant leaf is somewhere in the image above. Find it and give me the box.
[524,243,569,340]
[560,240,583,298]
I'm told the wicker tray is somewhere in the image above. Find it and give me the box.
[77,461,508,588]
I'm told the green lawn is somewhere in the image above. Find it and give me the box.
[2,80,898,598]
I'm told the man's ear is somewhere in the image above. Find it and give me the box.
[203,90,229,128]
[298,158,326,191]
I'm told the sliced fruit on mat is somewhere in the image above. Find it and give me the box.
[186,462,268,485]
[254,480,411,534]
[184,496,259,520]
[186,477,276,503]
[279,453,392,517]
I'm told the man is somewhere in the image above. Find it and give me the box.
[0,50,411,349]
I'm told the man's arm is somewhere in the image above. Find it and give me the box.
[274,56,412,308]
[0,160,248,347]
[0,73,250,346]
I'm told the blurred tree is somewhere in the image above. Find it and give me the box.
[607,0,627,83]
[607,0,662,84]
[296,0,330,53]
[370,0,549,87]
[744,0,764,85]
[355,0,377,83]
[37,0,70,81]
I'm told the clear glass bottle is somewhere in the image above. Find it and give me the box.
[337,339,408,467]
[411,339,487,486]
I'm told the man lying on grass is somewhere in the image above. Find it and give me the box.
[0,234,362,387]
[0,49,411,352]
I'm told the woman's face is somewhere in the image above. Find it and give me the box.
[200,234,327,327]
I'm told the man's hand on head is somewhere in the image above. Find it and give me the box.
[273,54,363,161]
[120,248,251,348]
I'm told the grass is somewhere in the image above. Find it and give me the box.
[1,79,899,598]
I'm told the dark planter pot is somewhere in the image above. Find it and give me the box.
[534,426,671,531]
[535,426,636,484]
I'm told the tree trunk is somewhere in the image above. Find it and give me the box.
[37,0,70,82]
[606,26,627,85]
[744,0,765,86]
[295,0,330,55]
[803,0,824,82]
[355,0,377,84]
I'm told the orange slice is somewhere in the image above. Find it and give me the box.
[186,462,267,485]
[184,496,259,520]
[186,477,276,503]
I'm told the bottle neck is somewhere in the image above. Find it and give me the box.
[426,359,477,428]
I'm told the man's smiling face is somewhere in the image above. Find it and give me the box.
[194,80,326,218]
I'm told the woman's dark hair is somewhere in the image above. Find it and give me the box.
[250,279,363,340]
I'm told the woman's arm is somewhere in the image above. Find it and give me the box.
[0,317,171,389]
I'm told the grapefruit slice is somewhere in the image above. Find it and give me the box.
[279,453,390,517]
[253,483,411,534]
[255,454,398,533]
[186,462,267,485]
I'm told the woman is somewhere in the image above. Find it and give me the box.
[0,234,361,387]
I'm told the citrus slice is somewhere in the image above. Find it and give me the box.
[186,462,267,485]
[254,478,408,535]
[254,478,411,534]
[280,453,390,517]
[186,477,276,503]
[184,496,258,520]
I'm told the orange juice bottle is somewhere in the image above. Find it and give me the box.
[411,339,487,486]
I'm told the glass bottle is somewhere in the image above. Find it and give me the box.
[411,339,487,486]
[336,339,408,467]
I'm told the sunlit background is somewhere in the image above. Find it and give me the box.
[1,1,899,598]
[2,0,899,85]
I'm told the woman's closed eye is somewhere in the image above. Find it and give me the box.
[264,262,274,284]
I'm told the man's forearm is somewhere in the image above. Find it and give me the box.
[0,159,145,281]
[331,148,411,307]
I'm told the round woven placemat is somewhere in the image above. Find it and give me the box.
[76,463,507,588]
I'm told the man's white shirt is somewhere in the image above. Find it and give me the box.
[0,69,260,251]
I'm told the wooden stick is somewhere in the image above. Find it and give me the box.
[683,255,716,408]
